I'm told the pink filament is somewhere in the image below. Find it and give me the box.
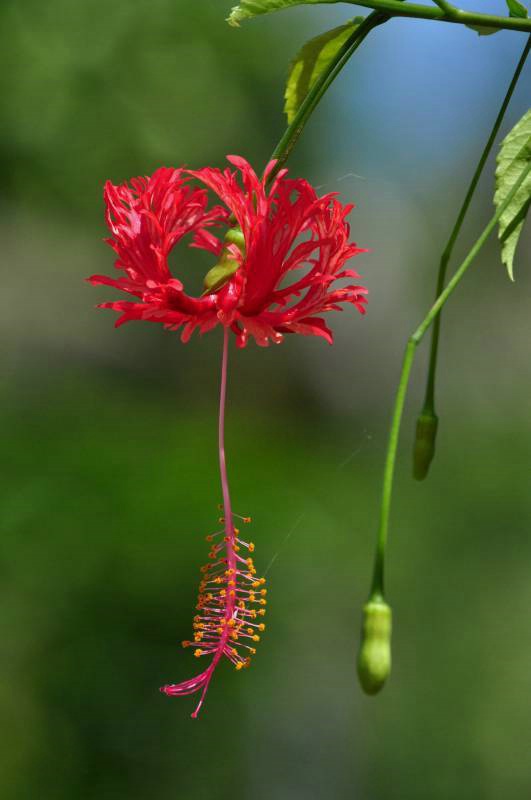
[161,326,238,718]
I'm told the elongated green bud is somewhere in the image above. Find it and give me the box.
[202,226,245,295]
[357,599,392,695]
[412,411,438,481]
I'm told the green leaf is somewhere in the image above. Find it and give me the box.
[283,18,363,124]
[494,109,531,280]
[466,23,499,35]
[505,0,528,18]
[228,0,336,26]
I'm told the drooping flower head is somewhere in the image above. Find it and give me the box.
[89,156,368,717]
[89,156,367,347]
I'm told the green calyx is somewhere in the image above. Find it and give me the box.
[202,258,240,294]
[412,411,439,481]
[202,226,246,296]
[357,599,392,695]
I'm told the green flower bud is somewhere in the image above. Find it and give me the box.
[224,227,246,254]
[412,411,438,481]
[357,599,392,695]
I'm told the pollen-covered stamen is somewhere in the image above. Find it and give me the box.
[161,516,266,710]
[160,329,267,717]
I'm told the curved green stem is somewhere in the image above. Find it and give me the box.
[370,157,531,599]
[415,34,531,471]
[266,9,529,183]
[346,0,531,32]
[268,10,388,180]
[431,0,459,16]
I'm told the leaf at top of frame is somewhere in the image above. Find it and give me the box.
[284,18,364,124]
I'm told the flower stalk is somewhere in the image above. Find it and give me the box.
[268,10,388,181]
[413,34,531,480]
[360,157,531,692]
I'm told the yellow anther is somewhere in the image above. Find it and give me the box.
[235,662,244,670]
[259,599,267,606]
[234,545,240,552]
[231,648,238,656]
[260,578,266,585]
[194,649,203,657]
[243,517,252,524]
[234,527,240,535]
[229,591,235,598]
[228,580,235,587]
[246,558,254,567]
[249,647,257,655]
[247,627,253,635]
[258,609,266,616]
[248,543,255,552]
[252,635,260,642]
[258,623,265,631]
[260,589,267,596]
[228,619,236,627]
[231,632,239,641]
[249,593,256,602]
[217,627,223,634]
[252,581,260,588]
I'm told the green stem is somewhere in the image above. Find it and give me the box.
[422,35,531,417]
[370,157,531,599]
[431,0,458,16]
[346,0,531,32]
[267,8,529,182]
[268,11,388,179]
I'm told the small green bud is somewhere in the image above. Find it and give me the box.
[224,227,246,254]
[412,411,438,481]
[357,599,392,695]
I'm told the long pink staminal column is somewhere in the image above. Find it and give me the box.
[191,327,236,718]
[160,327,266,717]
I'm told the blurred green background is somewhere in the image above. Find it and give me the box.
[1,1,531,798]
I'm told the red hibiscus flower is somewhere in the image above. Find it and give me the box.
[88,156,367,347]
